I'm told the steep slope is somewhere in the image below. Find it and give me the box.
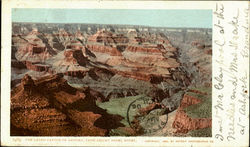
[13,29,56,63]
[172,87,212,136]
[11,74,124,136]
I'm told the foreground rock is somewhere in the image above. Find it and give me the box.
[11,74,124,136]
[172,88,212,136]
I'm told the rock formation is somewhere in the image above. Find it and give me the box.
[172,89,212,134]
[11,74,124,136]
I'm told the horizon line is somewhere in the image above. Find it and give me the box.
[12,21,212,29]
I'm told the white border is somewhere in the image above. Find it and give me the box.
[1,1,249,146]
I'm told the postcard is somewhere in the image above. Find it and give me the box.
[1,0,249,146]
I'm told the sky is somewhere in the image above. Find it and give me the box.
[12,9,212,28]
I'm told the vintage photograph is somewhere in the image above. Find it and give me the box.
[10,9,212,137]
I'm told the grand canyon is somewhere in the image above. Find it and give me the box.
[11,23,212,136]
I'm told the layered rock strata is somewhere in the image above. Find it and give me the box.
[11,74,124,136]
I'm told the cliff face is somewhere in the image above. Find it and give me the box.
[24,61,51,72]
[13,30,56,63]
[11,74,124,136]
[86,44,122,56]
[84,30,181,83]
[87,30,129,44]
[172,89,212,134]
[12,27,187,85]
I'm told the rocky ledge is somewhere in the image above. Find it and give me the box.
[172,88,212,135]
[11,74,124,136]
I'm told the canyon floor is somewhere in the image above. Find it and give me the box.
[11,23,212,137]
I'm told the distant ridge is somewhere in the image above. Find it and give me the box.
[12,22,212,30]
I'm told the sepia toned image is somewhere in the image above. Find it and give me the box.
[10,9,212,137]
